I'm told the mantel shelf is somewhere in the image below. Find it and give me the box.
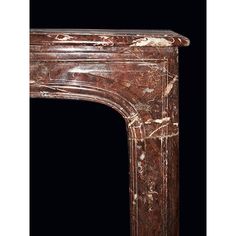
[30,29,190,47]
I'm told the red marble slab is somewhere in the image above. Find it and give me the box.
[30,29,189,236]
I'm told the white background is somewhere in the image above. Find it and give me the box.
[0,0,236,235]
[0,0,29,235]
[207,0,236,235]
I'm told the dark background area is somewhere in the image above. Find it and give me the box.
[30,0,206,235]
[30,99,130,235]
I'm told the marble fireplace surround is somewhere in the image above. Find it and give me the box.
[30,29,189,236]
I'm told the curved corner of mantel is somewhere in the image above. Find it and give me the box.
[30,29,187,236]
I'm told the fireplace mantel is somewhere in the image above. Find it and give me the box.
[30,29,189,236]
